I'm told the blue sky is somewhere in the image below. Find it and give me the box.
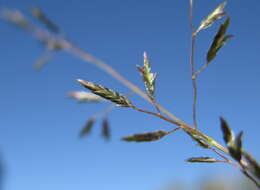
[0,0,260,190]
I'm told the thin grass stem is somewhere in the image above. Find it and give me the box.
[189,0,198,129]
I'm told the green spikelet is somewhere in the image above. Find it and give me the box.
[137,52,157,100]
[121,130,169,142]
[77,79,132,107]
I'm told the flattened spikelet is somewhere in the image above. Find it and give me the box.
[79,117,96,138]
[186,157,219,163]
[137,52,157,100]
[121,130,169,142]
[77,79,132,107]
[196,2,227,34]
[101,119,110,140]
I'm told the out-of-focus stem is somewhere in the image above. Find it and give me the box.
[189,0,198,129]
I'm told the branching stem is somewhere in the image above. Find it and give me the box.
[2,8,259,188]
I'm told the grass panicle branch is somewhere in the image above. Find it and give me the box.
[1,3,260,188]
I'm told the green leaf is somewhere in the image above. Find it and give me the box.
[101,119,110,141]
[137,52,157,100]
[79,118,96,138]
[77,79,133,107]
[220,117,234,145]
[30,7,60,33]
[121,130,169,142]
[196,2,227,34]
[186,157,219,163]
[207,17,233,63]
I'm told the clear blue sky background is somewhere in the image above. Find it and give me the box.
[0,0,260,190]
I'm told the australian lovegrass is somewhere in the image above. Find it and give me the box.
[1,1,260,188]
